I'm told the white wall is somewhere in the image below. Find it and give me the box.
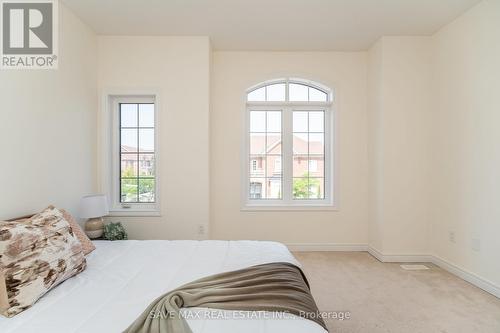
[0,4,97,220]
[210,52,369,245]
[366,0,500,289]
[367,40,384,252]
[430,0,500,287]
[367,37,432,255]
[97,36,211,240]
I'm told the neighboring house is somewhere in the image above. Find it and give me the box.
[120,145,155,202]
[249,134,324,199]
[121,145,155,177]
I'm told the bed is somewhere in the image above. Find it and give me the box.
[0,240,328,333]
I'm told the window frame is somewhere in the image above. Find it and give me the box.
[101,92,161,216]
[242,78,337,211]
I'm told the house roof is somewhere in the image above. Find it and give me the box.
[250,134,323,155]
[120,146,155,161]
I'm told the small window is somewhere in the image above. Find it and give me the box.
[106,95,160,215]
[274,157,282,173]
[250,182,263,199]
[309,160,318,172]
[251,159,258,171]
[244,79,334,209]
[120,103,156,203]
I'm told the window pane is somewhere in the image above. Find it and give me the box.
[309,87,328,102]
[121,129,137,152]
[293,112,308,132]
[249,156,265,177]
[139,129,154,152]
[293,156,308,177]
[139,104,154,127]
[309,157,324,178]
[266,156,281,177]
[121,155,138,177]
[309,111,324,132]
[120,104,137,127]
[309,133,324,155]
[250,133,265,154]
[266,133,281,154]
[248,87,266,101]
[249,178,265,199]
[266,178,282,199]
[293,133,308,154]
[309,178,324,199]
[293,178,309,199]
[121,179,138,202]
[139,154,155,176]
[266,111,281,132]
[250,111,266,132]
[266,84,285,101]
[139,178,155,202]
[289,83,308,101]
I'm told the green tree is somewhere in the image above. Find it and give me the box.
[122,166,135,177]
[121,166,155,202]
[121,167,138,201]
[293,173,321,199]
[139,178,155,201]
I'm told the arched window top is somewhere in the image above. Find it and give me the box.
[247,78,332,103]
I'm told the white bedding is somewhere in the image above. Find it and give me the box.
[0,240,327,333]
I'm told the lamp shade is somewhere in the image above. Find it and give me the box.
[79,194,109,218]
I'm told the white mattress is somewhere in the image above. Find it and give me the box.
[0,240,327,333]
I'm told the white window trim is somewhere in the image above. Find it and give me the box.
[241,79,337,211]
[99,89,161,217]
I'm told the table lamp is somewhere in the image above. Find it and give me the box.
[79,194,109,239]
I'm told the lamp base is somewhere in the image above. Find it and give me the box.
[85,217,104,239]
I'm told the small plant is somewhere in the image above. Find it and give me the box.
[103,222,128,241]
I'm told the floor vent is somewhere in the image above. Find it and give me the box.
[400,264,429,270]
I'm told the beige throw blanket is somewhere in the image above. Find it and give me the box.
[124,262,327,333]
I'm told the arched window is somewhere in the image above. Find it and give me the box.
[247,79,330,102]
[243,78,335,209]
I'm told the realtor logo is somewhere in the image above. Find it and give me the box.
[1,0,58,69]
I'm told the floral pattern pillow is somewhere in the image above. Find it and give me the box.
[0,206,87,317]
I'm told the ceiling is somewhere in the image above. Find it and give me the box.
[62,0,481,51]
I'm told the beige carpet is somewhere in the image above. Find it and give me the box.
[294,251,500,333]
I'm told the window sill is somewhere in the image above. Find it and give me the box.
[241,204,338,212]
[108,209,161,217]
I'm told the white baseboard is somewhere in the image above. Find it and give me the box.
[287,243,500,299]
[367,246,433,263]
[366,247,499,298]
[431,255,500,299]
[286,243,368,252]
